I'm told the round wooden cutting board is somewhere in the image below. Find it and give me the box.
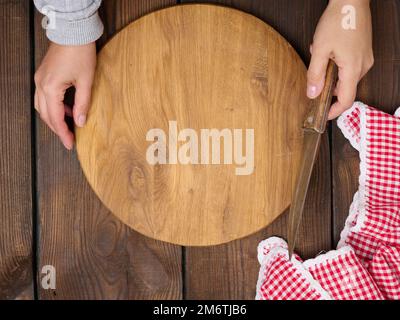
[76,4,310,246]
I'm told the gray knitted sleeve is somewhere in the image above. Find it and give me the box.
[33,0,104,46]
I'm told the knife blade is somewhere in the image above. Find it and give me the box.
[287,60,338,259]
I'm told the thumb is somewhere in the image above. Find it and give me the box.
[307,48,330,99]
[73,81,92,128]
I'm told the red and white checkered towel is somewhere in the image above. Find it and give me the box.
[256,102,400,300]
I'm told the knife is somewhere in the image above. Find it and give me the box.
[287,60,338,259]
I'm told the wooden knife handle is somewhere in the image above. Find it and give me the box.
[303,60,338,133]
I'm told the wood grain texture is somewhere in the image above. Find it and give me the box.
[0,0,33,300]
[76,4,310,246]
[35,0,181,300]
[0,0,398,301]
[332,0,400,243]
[182,0,331,299]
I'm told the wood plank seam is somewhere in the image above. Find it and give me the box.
[29,0,40,300]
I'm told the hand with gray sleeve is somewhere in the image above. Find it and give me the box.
[34,0,103,150]
[34,0,373,151]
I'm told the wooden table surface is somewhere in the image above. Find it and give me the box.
[0,0,399,300]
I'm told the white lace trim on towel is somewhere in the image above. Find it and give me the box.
[256,237,332,300]
[337,102,369,248]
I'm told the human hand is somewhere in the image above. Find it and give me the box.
[307,0,374,120]
[34,42,97,150]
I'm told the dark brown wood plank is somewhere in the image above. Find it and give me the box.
[34,0,181,299]
[0,0,34,300]
[182,0,331,300]
[332,0,400,244]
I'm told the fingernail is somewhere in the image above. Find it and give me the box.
[63,142,72,151]
[77,114,86,127]
[307,85,318,98]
